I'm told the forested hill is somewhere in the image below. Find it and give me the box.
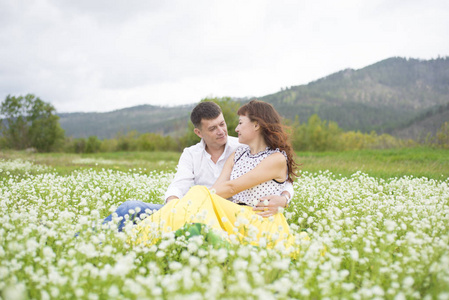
[260,57,449,134]
[58,104,194,139]
[59,57,449,139]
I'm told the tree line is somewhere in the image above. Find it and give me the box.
[0,94,65,152]
[1,94,448,153]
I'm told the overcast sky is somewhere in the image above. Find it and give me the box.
[1,0,448,113]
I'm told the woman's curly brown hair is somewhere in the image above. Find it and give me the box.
[237,100,299,182]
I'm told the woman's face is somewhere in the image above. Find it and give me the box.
[235,114,258,144]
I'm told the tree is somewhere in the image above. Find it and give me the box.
[0,94,65,152]
[289,116,307,151]
[85,136,102,153]
[0,95,29,149]
[431,122,449,149]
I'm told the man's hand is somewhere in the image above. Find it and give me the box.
[166,196,179,203]
[253,194,288,218]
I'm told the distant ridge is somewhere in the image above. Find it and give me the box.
[391,103,449,141]
[260,57,449,133]
[59,104,194,139]
[58,57,449,140]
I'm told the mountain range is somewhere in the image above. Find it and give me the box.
[58,57,449,141]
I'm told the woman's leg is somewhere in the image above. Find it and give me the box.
[209,194,292,246]
[133,186,293,247]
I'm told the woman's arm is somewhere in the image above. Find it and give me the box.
[212,152,287,199]
[212,152,235,189]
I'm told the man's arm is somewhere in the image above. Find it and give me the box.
[253,180,294,217]
[165,195,179,203]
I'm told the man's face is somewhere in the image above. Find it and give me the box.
[194,113,228,149]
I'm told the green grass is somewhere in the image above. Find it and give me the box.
[1,147,448,180]
[297,147,449,180]
[0,150,181,176]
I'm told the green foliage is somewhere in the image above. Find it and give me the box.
[60,111,417,154]
[86,136,102,153]
[99,138,119,153]
[174,223,230,249]
[64,137,87,153]
[64,131,180,154]
[0,95,29,149]
[0,94,65,152]
[59,109,418,154]
[116,131,139,151]
[295,114,342,151]
[428,122,449,149]
[29,114,65,152]
[290,114,414,152]
[176,122,199,149]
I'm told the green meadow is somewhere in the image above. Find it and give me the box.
[0,147,448,299]
[1,147,447,180]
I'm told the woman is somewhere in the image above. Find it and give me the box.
[132,100,299,248]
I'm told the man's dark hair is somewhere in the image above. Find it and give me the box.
[190,101,222,128]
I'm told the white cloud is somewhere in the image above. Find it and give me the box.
[0,0,448,113]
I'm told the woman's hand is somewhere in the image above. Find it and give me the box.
[253,194,287,218]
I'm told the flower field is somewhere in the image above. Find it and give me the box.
[0,158,448,299]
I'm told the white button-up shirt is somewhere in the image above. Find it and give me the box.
[164,136,294,202]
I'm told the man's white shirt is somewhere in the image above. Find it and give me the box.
[164,136,294,202]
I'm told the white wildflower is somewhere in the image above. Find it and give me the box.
[350,249,359,261]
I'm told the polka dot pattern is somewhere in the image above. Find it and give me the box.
[230,145,288,207]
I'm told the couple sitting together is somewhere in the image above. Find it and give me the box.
[104,100,299,248]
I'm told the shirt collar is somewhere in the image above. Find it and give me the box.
[199,139,211,159]
[200,137,231,161]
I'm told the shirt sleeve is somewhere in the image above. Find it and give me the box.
[283,181,294,204]
[164,148,195,201]
[277,149,294,203]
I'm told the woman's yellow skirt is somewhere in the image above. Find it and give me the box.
[132,185,295,248]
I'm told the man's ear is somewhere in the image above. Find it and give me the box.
[194,128,202,138]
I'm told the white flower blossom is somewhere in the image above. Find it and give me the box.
[0,163,447,299]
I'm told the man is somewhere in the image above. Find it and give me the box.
[104,101,293,231]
